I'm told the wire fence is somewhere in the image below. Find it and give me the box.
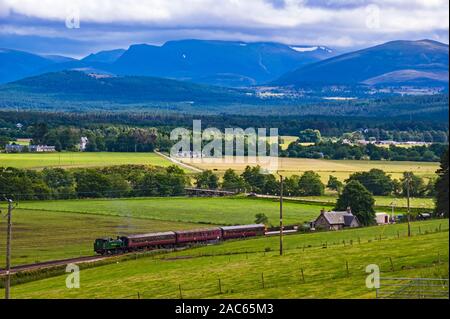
[376,278,449,299]
[112,226,449,299]
[116,260,449,299]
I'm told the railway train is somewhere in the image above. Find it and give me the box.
[94,224,266,255]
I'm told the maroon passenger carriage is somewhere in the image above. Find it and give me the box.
[175,227,222,244]
[122,231,176,250]
[220,224,266,239]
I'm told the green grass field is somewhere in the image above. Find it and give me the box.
[0,209,203,267]
[0,152,174,169]
[4,219,448,299]
[17,197,329,227]
[1,197,330,267]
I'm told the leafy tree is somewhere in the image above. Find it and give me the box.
[327,175,343,193]
[284,175,301,196]
[335,180,376,226]
[262,174,280,195]
[241,166,266,193]
[74,170,114,198]
[401,172,425,197]
[298,129,321,143]
[347,169,394,196]
[222,169,246,191]
[194,170,219,189]
[392,179,403,196]
[0,135,9,150]
[42,168,75,189]
[31,122,49,144]
[298,171,325,196]
[435,148,449,217]
[424,178,437,198]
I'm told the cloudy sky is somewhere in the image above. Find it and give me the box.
[0,0,448,57]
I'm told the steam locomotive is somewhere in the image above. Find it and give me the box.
[94,224,266,255]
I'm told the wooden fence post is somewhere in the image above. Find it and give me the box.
[389,257,395,272]
[346,261,349,277]
[300,268,305,283]
[261,273,265,289]
[179,284,183,299]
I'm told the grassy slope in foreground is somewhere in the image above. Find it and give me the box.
[0,209,203,268]
[0,152,175,169]
[17,197,332,226]
[5,219,448,299]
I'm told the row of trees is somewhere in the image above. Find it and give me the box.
[0,165,187,200]
[29,123,174,152]
[194,167,325,196]
[195,166,436,199]
[283,140,447,162]
[298,128,448,145]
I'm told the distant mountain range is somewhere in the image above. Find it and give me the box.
[109,40,333,86]
[275,40,449,87]
[0,39,448,93]
[0,40,334,86]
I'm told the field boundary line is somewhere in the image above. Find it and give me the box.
[154,151,203,173]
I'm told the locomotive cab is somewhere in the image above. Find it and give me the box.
[94,237,126,255]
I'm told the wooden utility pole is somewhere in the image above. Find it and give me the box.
[4,199,13,299]
[406,173,411,237]
[279,174,283,256]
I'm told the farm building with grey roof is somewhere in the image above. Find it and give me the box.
[313,209,361,231]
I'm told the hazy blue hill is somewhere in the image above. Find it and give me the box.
[110,40,333,86]
[43,55,77,63]
[275,39,449,87]
[2,70,250,103]
[82,49,126,63]
[0,48,57,83]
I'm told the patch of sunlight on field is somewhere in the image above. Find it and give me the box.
[0,152,175,169]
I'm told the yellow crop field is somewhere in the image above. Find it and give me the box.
[179,157,439,182]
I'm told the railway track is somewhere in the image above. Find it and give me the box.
[0,255,108,276]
